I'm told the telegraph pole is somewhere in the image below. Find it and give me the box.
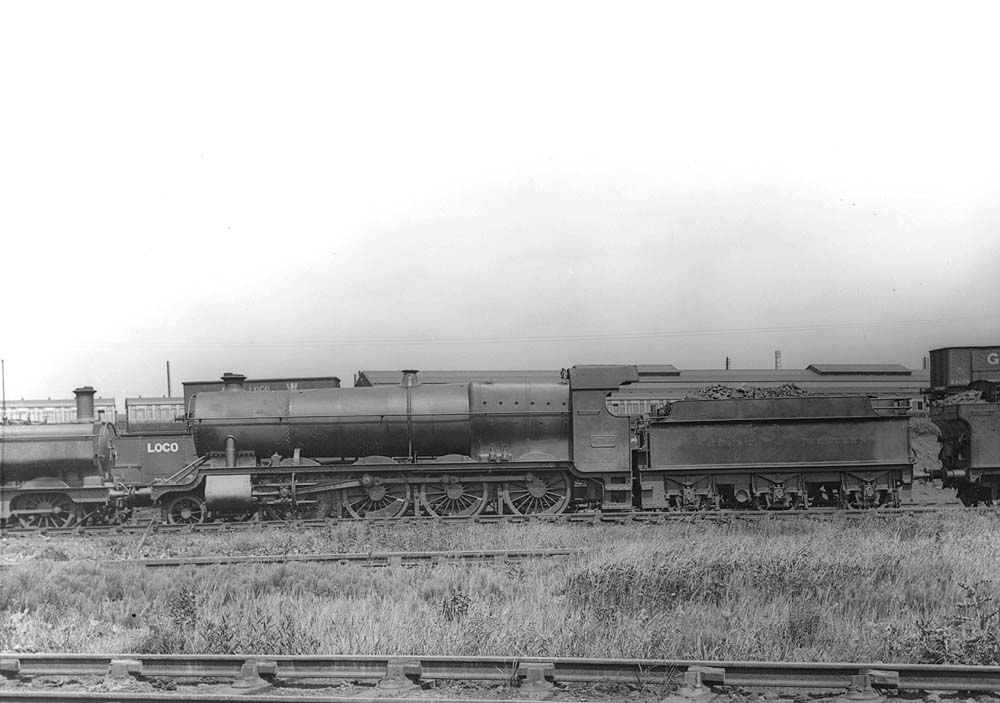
[1,359,5,477]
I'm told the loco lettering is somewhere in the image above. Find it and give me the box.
[146,442,180,453]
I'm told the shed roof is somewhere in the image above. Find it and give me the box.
[806,364,913,375]
[636,364,681,377]
[126,397,184,406]
[355,370,563,386]
[183,376,341,387]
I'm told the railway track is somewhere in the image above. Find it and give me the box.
[0,548,582,571]
[1,654,998,701]
[1,504,987,538]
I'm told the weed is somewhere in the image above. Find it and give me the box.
[911,581,1000,665]
[168,585,198,630]
[441,588,471,622]
[37,545,70,561]
[786,604,823,648]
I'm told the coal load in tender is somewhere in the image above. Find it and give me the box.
[932,389,987,406]
[688,383,810,400]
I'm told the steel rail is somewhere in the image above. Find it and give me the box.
[0,694,541,703]
[132,547,580,568]
[0,549,583,571]
[1,504,985,538]
[2,654,999,692]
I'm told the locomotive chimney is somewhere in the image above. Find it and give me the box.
[221,372,247,391]
[74,386,96,422]
[401,370,420,387]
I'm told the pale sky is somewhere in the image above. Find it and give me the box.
[2,1,998,402]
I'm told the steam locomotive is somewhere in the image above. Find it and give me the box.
[928,346,1000,505]
[126,366,914,523]
[0,387,130,527]
[2,344,997,528]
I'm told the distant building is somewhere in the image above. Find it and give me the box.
[125,397,186,432]
[1,397,117,424]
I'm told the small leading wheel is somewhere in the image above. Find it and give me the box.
[503,472,571,515]
[13,493,77,528]
[419,479,488,517]
[343,473,411,518]
[166,495,207,524]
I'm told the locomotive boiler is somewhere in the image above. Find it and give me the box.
[0,387,125,527]
[189,371,572,464]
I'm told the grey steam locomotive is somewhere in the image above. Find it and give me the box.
[134,365,913,524]
[0,387,129,527]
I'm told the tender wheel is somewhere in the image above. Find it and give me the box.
[419,479,488,517]
[343,474,411,518]
[166,495,207,524]
[503,472,570,515]
[13,493,77,528]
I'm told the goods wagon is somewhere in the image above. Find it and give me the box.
[929,346,1000,399]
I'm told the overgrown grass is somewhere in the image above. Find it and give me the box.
[1,519,581,564]
[1,513,998,663]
